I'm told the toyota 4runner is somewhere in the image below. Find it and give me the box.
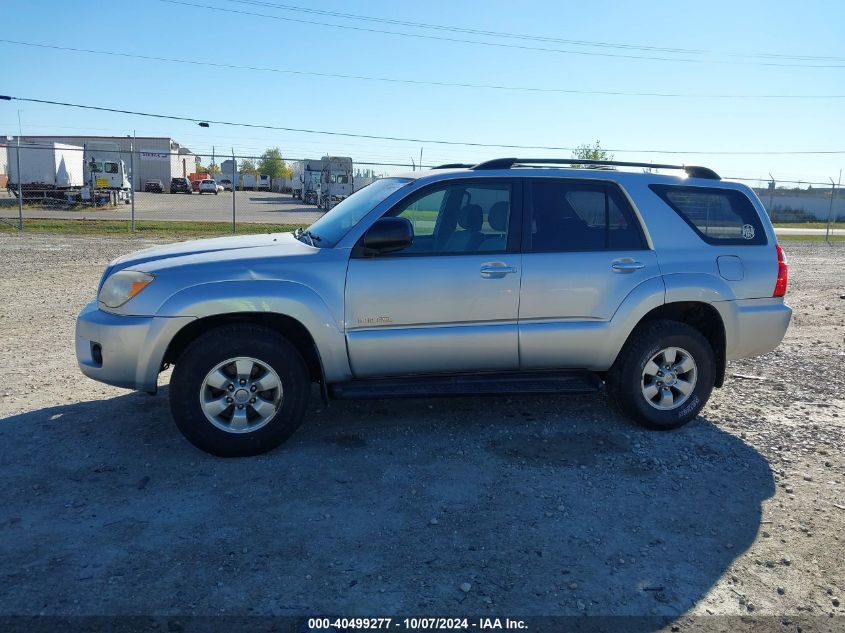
[76,158,791,456]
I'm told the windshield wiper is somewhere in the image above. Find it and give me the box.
[294,227,322,246]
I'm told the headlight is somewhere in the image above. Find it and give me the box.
[98,270,155,308]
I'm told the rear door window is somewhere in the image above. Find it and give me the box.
[649,185,766,245]
[525,180,646,252]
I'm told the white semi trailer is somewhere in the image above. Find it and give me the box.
[292,159,322,204]
[317,156,354,210]
[7,142,84,191]
[8,141,131,205]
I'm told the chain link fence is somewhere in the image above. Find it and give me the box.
[0,144,386,236]
[1,142,843,238]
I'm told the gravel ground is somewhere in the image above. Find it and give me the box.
[0,234,843,630]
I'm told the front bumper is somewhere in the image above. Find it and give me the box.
[75,301,194,393]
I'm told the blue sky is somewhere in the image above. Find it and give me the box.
[2,0,843,185]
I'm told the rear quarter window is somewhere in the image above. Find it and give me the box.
[649,185,767,245]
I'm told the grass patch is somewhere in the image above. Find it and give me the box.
[0,218,308,238]
[777,233,845,242]
[773,221,844,229]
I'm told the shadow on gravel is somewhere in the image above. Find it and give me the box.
[0,389,774,627]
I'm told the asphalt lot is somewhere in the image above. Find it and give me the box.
[0,235,843,629]
[0,190,325,224]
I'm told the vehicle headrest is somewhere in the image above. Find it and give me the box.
[488,201,509,231]
[458,204,483,231]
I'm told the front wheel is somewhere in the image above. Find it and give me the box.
[609,320,714,430]
[169,325,310,456]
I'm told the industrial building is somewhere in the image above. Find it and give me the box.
[4,136,197,191]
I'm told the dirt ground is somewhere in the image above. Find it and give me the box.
[0,234,843,630]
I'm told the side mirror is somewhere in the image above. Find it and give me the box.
[362,217,413,254]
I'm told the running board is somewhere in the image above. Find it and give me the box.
[328,371,603,400]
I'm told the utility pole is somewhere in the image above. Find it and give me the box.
[826,177,837,245]
[130,130,136,233]
[420,147,423,171]
[768,173,775,221]
[16,110,23,230]
[231,148,236,233]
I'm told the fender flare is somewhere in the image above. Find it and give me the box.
[157,280,352,382]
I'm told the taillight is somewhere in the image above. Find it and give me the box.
[773,244,788,297]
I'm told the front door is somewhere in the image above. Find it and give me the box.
[518,178,660,369]
[345,179,521,378]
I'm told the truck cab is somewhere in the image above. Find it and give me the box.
[84,142,131,203]
[318,156,354,210]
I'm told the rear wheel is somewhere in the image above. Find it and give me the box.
[169,325,310,456]
[609,320,714,430]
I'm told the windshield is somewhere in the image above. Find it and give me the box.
[304,177,413,247]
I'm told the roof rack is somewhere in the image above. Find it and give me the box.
[471,158,720,180]
[430,163,475,169]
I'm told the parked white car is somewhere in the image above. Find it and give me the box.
[198,179,219,195]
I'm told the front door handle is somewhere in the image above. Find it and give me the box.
[480,263,517,278]
[611,259,645,273]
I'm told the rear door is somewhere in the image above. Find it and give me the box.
[518,178,660,369]
[345,179,522,377]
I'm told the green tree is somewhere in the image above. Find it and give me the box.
[257,148,287,180]
[240,159,258,175]
[571,140,614,166]
[206,162,221,176]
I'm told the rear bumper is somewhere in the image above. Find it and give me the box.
[723,298,792,361]
[75,301,194,393]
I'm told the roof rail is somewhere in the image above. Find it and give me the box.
[471,158,720,180]
[430,163,475,169]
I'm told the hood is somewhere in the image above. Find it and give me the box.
[108,232,310,273]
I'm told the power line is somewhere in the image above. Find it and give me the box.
[223,0,845,63]
[3,38,843,100]
[5,94,845,155]
[160,0,845,69]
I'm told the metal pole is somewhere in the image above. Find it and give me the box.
[420,147,423,171]
[232,148,236,233]
[16,110,23,230]
[130,131,136,233]
[767,173,775,221]
[826,177,836,245]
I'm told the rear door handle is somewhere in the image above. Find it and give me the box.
[480,263,517,278]
[611,259,645,273]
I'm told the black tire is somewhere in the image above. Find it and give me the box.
[169,325,310,456]
[608,319,714,430]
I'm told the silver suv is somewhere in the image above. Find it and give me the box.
[76,158,791,456]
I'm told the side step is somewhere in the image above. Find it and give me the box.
[328,371,603,400]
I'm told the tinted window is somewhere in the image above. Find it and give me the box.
[388,181,512,255]
[526,180,646,252]
[650,185,766,245]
